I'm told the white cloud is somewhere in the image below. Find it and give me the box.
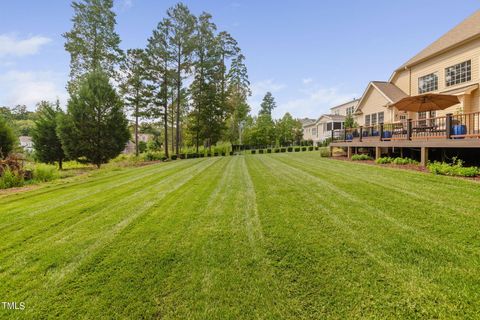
[0,70,68,109]
[302,78,313,85]
[0,34,51,58]
[250,79,286,97]
[277,86,357,119]
[122,0,133,10]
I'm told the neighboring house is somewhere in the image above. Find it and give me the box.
[123,133,153,154]
[302,99,359,144]
[19,136,33,153]
[300,118,316,142]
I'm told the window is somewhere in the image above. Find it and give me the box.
[418,111,427,126]
[378,112,384,124]
[418,73,438,93]
[333,122,342,130]
[312,128,317,136]
[346,106,355,115]
[326,123,332,131]
[445,60,471,87]
[371,113,377,126]
[365,114,371,126]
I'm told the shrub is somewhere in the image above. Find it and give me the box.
[294,147,300,152]
[280,148,286,153]
[161,156,168,161]
[428,157,479,177]
[301,147,307,151]
[142,151,164,161]
[375,157,394,164]
[251,150,256,154]
[308,146,314,151]
[267,149,272,153]
[392,157,418,165]
[178,154,185,159]
[32,164,60,182]
[259,149,264,154]
[315,146,319,151]
[319,147,330,157]
[287,147,293,152]
[170,155,177,160]
[229,151,234,156]
[199,153,205,158]
[0,168,24,189]
[207,153,212,157]
[274,149,280,153]
[214,152,219,157]
[351,154,372,161]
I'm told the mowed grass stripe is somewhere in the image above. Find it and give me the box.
[248,156,478,316]
[1,153,480,319]
[0,159,210,254]
[0,158,219,304]
[275,153,480,252]
[0,159,196,217]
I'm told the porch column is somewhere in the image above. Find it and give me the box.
[420,147,429,167]
[375,146,381,160]
[347,146,352,159]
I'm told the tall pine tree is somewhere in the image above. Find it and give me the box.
[63,0,123,93]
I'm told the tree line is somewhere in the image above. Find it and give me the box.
[0,0,306,168]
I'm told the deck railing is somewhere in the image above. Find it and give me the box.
[331,112,480,142]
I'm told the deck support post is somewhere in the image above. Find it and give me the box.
[329,145,333,157]
[407,119,412,140]
[400,147,404,158]
[420,147,429,167]
[446,113,452,139]
[375,146,381,160]
[347,146,352,159]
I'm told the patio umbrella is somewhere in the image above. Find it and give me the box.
[391,93,459,112]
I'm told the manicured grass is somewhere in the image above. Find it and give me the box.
[1,153,480,318]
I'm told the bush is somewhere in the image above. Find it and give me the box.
[280,148,286,153]
[392,157,418,165]
[199,153,205,158]
[315,146,319,151]
[351,154,372,161]
[170,155,177,160]
[0,168,24,189]
[258,149,264,154]
[319,147,330,157]
[251,150,256,154]
[142,151,164,161]
[308,146,314,151]
[214,152,219,157]
[428,157,479,177]
[274,149,280,153]
[179,154,185,159]
[375,157,394,164]
[221,152,226,156]
[294,147,300,152]
[267,149,272,153]
[301,147,307,152]
[32,164,60,182]
[287,147,293,152]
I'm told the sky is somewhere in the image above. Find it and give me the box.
[0,0,478,119]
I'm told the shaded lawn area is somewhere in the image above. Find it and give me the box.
[1,153,480,319]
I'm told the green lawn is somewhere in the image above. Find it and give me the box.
[1,153,480,319]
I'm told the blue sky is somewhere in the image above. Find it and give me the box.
[0,0,478,118]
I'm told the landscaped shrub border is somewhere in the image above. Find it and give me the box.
[375,157,419,165]
[428,158,479,177]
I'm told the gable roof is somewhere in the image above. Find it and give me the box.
[356,81,408,112]
[329,98,359,110]
[317,114,346,123]
[396,10,480,71]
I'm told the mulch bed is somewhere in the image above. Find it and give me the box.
[331,156,480,181]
